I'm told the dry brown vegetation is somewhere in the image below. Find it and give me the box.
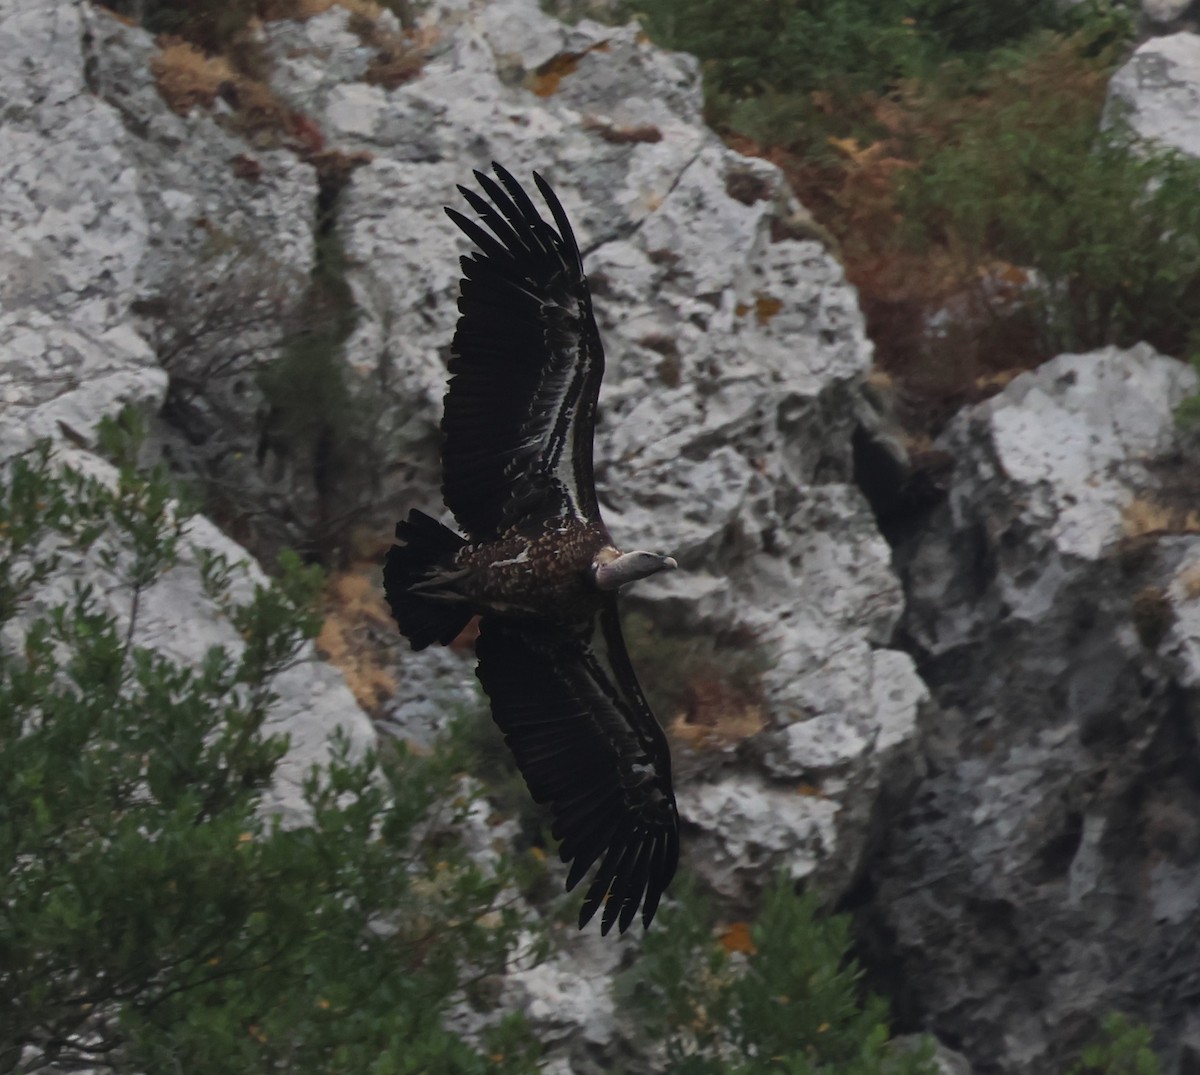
[316,554,400,713]
[152,36,327,151]
[610,0,1196,448]
[294,0,389,18]
[1122,497,1200,540]
[150,39,239,114]
[670,678,765,751]
[730,29,1118,424]
[146,0,433,152]
[1177,561,1200,601]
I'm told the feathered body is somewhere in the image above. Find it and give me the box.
[440,520,612,619]
[384,164,680,935]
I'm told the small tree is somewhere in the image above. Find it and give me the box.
[1067,1014,1160,1075]
[621,873,938,1074]
[0,424,539,1074]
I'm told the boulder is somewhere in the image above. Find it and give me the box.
[865,346,1200,1072]
[1107,31,1200,157]
[2,0,929,1064]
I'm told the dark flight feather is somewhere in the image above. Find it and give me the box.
[441,163,604,539]
[475,606,679,935]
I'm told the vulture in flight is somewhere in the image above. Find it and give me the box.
[383,164,681,934]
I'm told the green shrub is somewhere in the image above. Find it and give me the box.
[624,0,1194,384]
[1067,1013,1160,1075]
[105,0,258,52]
[148,215,379,564]
[620,870,1164,1075]
[0,426,539,1074]
[620,873,938,1074]
[1176,355,1200,427]
[625,0,927,152]
[621,0,1129,155]
[900,116,1200,359]
[621,610,766,728]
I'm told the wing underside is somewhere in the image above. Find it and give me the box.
[474,604,680,934]
[441,164,605,540]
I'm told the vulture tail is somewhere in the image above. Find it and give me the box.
[383,509,473,650]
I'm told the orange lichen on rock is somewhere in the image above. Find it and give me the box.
[735,294,784,324]
[581,114,663,144]
[754,294,783,324]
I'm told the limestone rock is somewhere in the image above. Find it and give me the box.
[867,346,1200,1072]
[503,932,624,1051]
[264,0,926,1053]
[0,0,374,823]
[1107,32,1200,157]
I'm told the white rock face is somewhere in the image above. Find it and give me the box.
[8,0,920,913]
[502,931,624,1050]
[909,346,1197,654]
[1107,32,1200,157]
[871,346,1200,1072]
[0,0,161,448]
[0,0,375,817]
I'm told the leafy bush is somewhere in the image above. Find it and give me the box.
[900,114,1200,359]
[1177,356,1200,427]
[255,217,363,546]
[619,869,1166,1075]
[147,214,381,564]
[620,873,938,1074]
[624,0,1200,396]
[1067,1014,1160,1075]
[622,610,766,730]
[0,424,538,1074]
[625,0,924,153]
[105,0,264,53]
[622,0,1127,156]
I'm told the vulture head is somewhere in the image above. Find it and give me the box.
[593,548,678,591]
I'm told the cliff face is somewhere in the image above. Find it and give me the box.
[866,346,1200,1073]
[858,34,1200,1075]
[6,0,1200,1071]
[0,0,374,827]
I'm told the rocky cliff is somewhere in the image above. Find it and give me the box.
[5,0,1200,1071]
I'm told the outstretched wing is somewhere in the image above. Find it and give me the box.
[475,603,680,934]
[442,163,605,541]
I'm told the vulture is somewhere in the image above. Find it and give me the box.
[383,163,681,934]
